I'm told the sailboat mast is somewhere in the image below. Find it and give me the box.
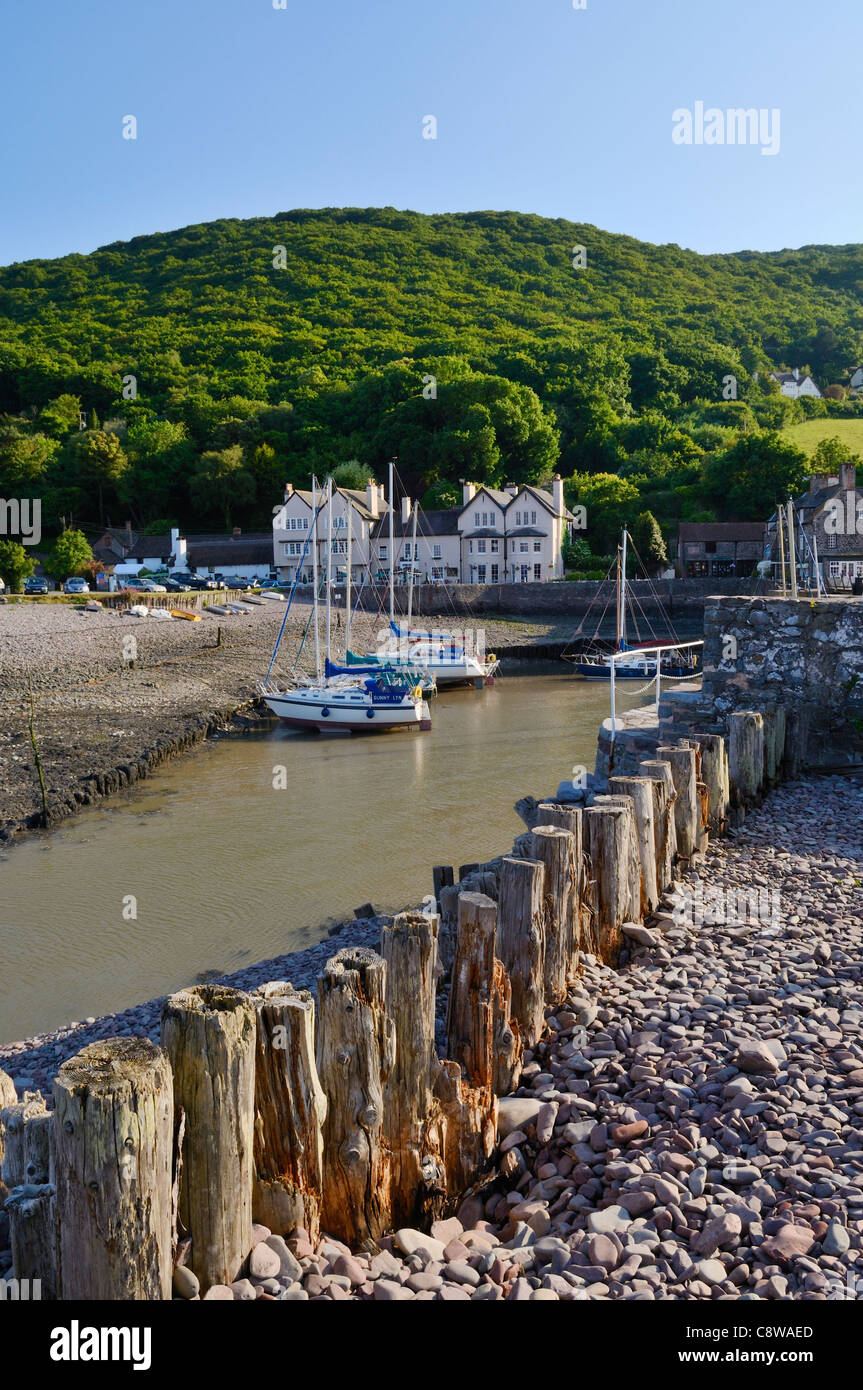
[345,489,352,653]
[615,535,622,651]
[311,475,321,680]
[620,528,628,649]
[325,476,333,661]
[407,496,418,626]
[389,458,395,628]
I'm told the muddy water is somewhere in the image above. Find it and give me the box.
[0,674,647,1042]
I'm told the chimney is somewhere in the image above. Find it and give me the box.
[793,367,799,381]
[462,482,476,505]
[840,461,857,494]
[553,473,564,514]
[401,496,412,526]
[365,480,379,518]
[170,527,187,566]
[284,482,293,500]
[232,527,241,537]
[809,474,830,494]
[505,482,518,497]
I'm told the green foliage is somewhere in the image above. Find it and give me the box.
[630,511,669,572]
[332,459,372,490]
[0,539,36,591]
[1,209,862,542]
[562,535,594,570]
[809,435,862,473]
[566,472,640,553]
[703,432,810,519]
[45,528,93,579]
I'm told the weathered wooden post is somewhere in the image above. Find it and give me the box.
[1,1092,50,1190]
[783,706,807,776]
[250,982,326,1244]
[638,759,678,891]
[592,796,642,923]
[529,826,577,1004]
[432,1060,496,1208]
[0,1067,16,1189]
[53,1038,173,1300]
[432,865,454,908]
[689,733,730,833]
[535,802,584,963]
[728,710,765,804]
[762,705,786,784]
[437,881,461,974]
[317,947,395,1246]
[6,1184,56,1299]
[584,804,637,963]
[608,776,660,915]
[491,960,523,1096]
[381,911,439,1227]
[656,744,699,858]
[446,892,497,1089]
[161,985,256,1290]
[496,856,546,1050]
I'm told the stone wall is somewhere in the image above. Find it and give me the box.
[694,595,863,767]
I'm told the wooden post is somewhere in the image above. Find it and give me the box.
[608,776,660,915]
[0,1067,16,1191]
[535,802,584,962]
[317,947,395,1246]
[381,911,439,1227]
[446,892,497,1089]
[6,1184,56,1299]
[496,856,546,1049]
[656,744,699,859]
[161,985,256,1290]
[431,1060,496,1208]
[491,960,523,1096]
[437,882,461,974]
[591,796,642,924]
[584,804,637,963]
[783,706,807,777]
[1,1092,49,1190]
[250,982,326,1244]
[762,706,786,784]
[689,733,730,833]
[432,865,454,908]
[53,1038,173,1301]
[638,759,678,891]
[728,711,765,804]
[529,826,577,1004]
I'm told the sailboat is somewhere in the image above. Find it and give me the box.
[334,466,500,688]
[259,477,432,733]
[565,530,699,681]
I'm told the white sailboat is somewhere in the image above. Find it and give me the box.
[260,476,432,733]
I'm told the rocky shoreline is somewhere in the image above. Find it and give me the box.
[3,773,862,1300]
[0,600,563,842]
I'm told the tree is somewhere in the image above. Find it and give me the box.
[703,432,809,519]
[331,459,371,490]
[630,511,669,574]
[39,394,82,438]
[421,479,460,510]
[0,540,36,591]
[565,472,640,553]
[45,528,94,580]
[189,445,256,529]
[561,535,593,570]
[810,435,861,474]
[70,429,130,524]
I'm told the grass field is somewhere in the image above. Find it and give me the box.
[782,418,863,460]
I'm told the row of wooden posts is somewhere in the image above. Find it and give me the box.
[0,704,786,1300]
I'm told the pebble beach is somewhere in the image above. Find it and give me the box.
[3,772,862,1301]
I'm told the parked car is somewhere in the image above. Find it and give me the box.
[24,576,49,594]
[141,581,168,593]
[63,577,90,594]
[161,578,185,593]
[170,572,195,587]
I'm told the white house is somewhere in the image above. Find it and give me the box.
[370,501,462,583]
[849,367,863,396]
[272,481,390,587]
[769,369,822,399]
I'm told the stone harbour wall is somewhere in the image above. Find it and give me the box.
[700,596,863,768]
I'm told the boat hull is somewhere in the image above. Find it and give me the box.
[263,690,430,733]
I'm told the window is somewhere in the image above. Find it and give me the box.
[825,533,838,550]
[432,544,441,559]
[333,516,346,530]
[490,538,499,554]
[379,545,388,560]
[533,541,542,552]
[534,564,542,581]
[514,511,521,525]
[491,564,499,583]
[474,512,481,526]
[531,511,537,525]
[489,515,496,529]
[404,542,412,559]
[468,540,473,554]
[432,565,443,578]
[477,539,487,554]
[520,565,529,582]
[520,541,529,553]
[331,539,346,555]
[481,512,488,526]
[705,541,716,554]
[477,565,487,583]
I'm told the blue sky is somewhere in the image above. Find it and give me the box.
[1,0,858,265]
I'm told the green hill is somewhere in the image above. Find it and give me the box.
[1,207,862,541]
[782,418,863,458]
